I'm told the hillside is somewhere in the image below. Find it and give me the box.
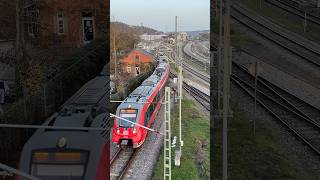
[110,21,160,53]
[111,21,160,35]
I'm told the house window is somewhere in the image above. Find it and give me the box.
[135,66,140,76]
[135,55,139,61]
[57,11,65,35]
[127,66,131,73]
[26,6,39,36]
[82,12,94,43]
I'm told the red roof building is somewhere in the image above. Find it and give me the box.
[120,49,154,77]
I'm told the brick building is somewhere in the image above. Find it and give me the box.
[120,49,155,77]
[24,0,108,47]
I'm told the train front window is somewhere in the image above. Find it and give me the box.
[31,151,88,180]
[119,109,138,128]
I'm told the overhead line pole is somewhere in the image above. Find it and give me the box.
[222,0,231,179]
[112,16,117,78]
[178,22,183,158]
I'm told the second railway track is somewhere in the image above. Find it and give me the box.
[231,62,320,156]
[231,2,320,68]
[265,0,320,26]
[170,72,210,111]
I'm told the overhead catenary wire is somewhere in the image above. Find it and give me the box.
[0,113,163,135]
[110,113,164,135]
[0,163,41,180]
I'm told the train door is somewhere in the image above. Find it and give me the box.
[82,12,94,44]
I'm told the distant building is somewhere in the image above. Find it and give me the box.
[24,0,107,47]
[140,34,167,41]
[177,32,188,42]
[164,32,187,43]
[120,49,155,77]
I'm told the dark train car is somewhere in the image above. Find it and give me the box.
[17,67,110,180]
[112,60,169,148]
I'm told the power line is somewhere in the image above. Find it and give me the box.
[0,163,41,180]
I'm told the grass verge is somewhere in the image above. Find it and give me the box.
[211,106,312,179]
[152,98,210,179]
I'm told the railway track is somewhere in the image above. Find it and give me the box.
[182,62,210,83]
[110,148,136,180]
[265,0,320,26]
[183,82,210,111]
[167,51,210,83]
[170,72,210,111]
[231,62,320,156]
[231,2,320,68]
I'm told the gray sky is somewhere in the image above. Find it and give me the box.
[111,0,210,32]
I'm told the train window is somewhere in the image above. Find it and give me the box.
[119,109,138,128]
[156,92,161,103]
[31,164,84,178]
[31,150,88,179]
[145,106,153,126]
[144,109,149,127]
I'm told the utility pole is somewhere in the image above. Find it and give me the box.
[218,0,231,179]
[303,10,307,33]
[178,31,183,158]
[174,15,183,166]
[113,17,117,78]
[258,0,262,9]
[253,62,259,136]
[217,0,223,112]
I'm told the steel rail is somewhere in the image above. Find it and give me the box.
[232,62,320,155]
[231,3,320,68]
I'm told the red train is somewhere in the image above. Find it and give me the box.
[17,66,110,180]
[112,59,169,148]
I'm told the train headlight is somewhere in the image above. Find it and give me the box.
[133,127,137,134]
[116,128,120,134]
[57,137,67,148]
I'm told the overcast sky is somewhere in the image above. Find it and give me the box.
[111,0,210,32]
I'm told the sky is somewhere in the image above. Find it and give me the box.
[111,0,210,32]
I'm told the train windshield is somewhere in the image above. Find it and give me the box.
[31,150,88,180]
[119,109,138,128]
